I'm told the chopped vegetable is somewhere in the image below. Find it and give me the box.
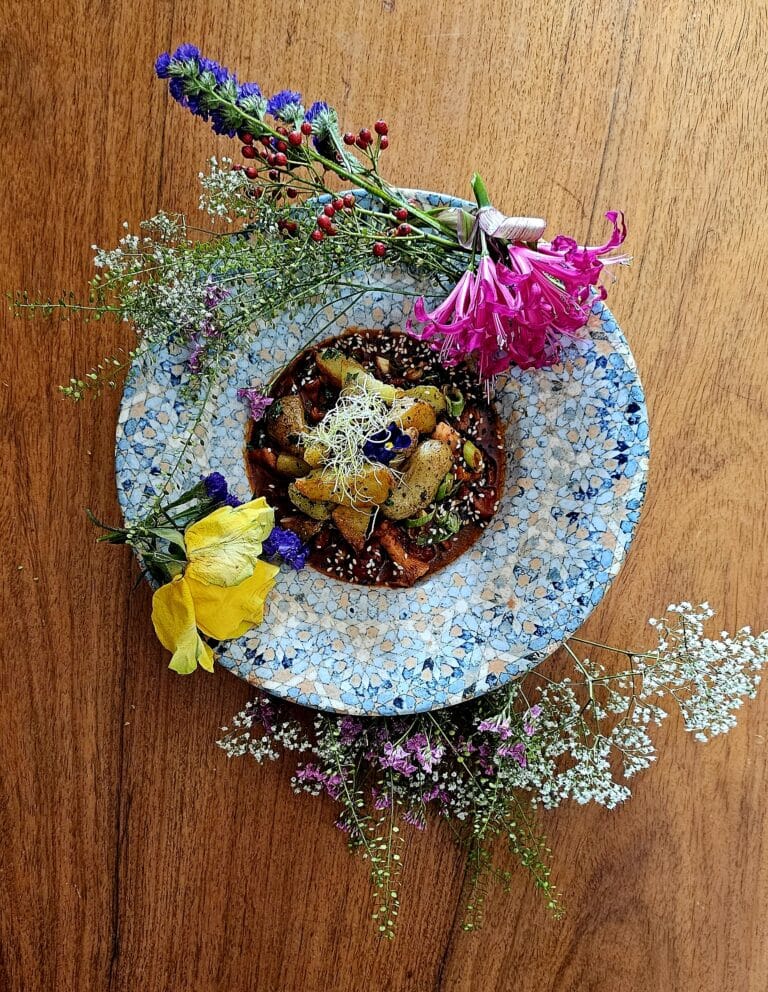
[416,508,462,546]
[404,507,436,528]
[316,347,399,403]
[435,472,455,501]
[463,439,484,471]
[443,385,465,417]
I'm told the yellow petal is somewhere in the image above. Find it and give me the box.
[186,560,279,641]
[151,576,215,674]
[185,498,275,587]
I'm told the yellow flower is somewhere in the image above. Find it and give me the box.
[184,498,275,587]
[186,560,279,640]
[152,576,215,675]
[149,497,280,674]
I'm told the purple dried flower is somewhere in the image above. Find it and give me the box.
[204,282,229,309]
[295,763,343,799]
[201,471,229,502]
[262,526,309,570]
[266,89,304,121]
[402,807,427,830]
[379,742,418,776]
[155,52,172,78]
[237,386,274,423]
[404,733,444,772]
[188,342,203,373]
[339,717,364,744]
[524,704,542,736]
[497,742,527,767]
[477,716,514,739]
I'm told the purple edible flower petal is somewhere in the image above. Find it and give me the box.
[237,386,274,423]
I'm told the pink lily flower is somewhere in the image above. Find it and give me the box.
[409,211,627,383]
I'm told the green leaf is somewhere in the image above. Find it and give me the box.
[146,527,187,553]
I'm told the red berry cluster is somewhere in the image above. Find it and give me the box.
[342,119,390,151]
[237,125,310,171]
[310,192,356,242]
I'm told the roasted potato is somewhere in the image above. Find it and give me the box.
[378,521,431,583]
[302,441,329,467]
[331,505,373,551]
[275,453,311,476]
[265,395,307,455]
[402,385,447,414]
[381,439,453,520]
[294,465,395,508]
[392,398,437,435]
[287,483,333,520]
[316,347,399,403]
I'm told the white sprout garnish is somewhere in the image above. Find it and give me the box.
[303,384,405,504]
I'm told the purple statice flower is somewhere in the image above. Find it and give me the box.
[198,56,234,87]
[379,742,418,776]
[266,89,304,121]
[422,784,450,807]
[363,423,412,465]
[201,471,241,506]
[155,52,172,78]
[204,281,229,309]
[372,788,393,811]
[295,763,343,799]
[403,733,445,773]
[173,43,201,62]
[237,386,274,423]
[237,81,262,102]
[262,526,309,570]
[304,100,329,123]
[523,704,543,736]
[402,807,427,830]
[237,82,266,118]
[202,471,229,502]
[477,716,514,740]
[187,341,203,373]
[254,694,277,733]
[155,45,257,136]
[470,741,497,776]
[497,741,527,767]
[339,717,364,744]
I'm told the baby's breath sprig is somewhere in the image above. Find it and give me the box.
[218,604,767,938]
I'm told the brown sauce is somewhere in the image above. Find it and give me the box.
[245,328,505,587]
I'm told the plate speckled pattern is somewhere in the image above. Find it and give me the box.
[115,190,649,715]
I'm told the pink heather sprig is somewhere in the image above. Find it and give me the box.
[408,210,628,383]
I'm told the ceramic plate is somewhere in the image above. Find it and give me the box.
[115,190,649,715]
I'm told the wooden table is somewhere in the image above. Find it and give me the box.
[2,2,766,989]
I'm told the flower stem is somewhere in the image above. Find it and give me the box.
[471,173,492,209]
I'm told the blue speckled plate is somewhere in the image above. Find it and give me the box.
[116,189,648,715]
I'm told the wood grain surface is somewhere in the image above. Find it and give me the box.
[1,1,767,989]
